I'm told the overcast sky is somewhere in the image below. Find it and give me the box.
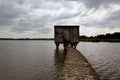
[0,0,120,38]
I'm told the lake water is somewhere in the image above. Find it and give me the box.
[77,42,120,80]
[0,41,120,80]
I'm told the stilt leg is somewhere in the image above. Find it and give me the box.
[56,43,59,50]
[74,43,77,49]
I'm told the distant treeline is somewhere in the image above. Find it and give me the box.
[0,32,120,42]
[0,38,54,40]
[80,32,120,42]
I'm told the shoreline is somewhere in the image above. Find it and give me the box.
[0,39,120,43]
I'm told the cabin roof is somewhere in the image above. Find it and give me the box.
[54,25,79,28]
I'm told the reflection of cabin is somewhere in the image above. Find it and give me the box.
[54,25,80,49]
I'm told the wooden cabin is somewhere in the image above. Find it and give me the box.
[54,25,80,49]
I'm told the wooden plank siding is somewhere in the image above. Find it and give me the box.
[54,25,80,43]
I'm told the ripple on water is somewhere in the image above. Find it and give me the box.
[77,42,120,80]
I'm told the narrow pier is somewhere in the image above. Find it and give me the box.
[59,48,99,80]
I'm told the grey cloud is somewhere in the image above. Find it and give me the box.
[11,13,52,33]
[37,27,52,34]
[10,0,81,33]
[0,0,120,37]
[78,0,120,29]
[15,0,27,5]
[0,0,27,27]
[0,0,57,34]
[103,11,120,28]
[82,9,120,28]
[53,12,80,22]
[80,0,120,9]
[107,11,120,22]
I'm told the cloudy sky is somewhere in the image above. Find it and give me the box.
[0,0,120,38]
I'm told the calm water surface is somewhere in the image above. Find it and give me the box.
[77,42,120,80]
[0,40,66,80]
[0,41,120,80]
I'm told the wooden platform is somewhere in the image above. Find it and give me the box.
[59,48,99,80]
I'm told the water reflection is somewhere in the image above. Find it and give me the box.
[54,49,66,72]
[32,49,66,80]
[0,41,67,80]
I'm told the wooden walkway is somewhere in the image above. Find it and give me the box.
[59,48,99,80]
